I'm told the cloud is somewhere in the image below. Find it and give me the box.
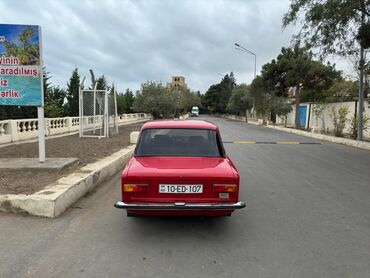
[0,0,301,93]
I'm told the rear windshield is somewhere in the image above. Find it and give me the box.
[136,128,224,157]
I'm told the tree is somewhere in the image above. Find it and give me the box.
[283,0,370,138]
[322,79,359,102]
[251,45,340,126]
[227,84,252,116]
[96,75,108,90]
[66,68,81,116]
[117,89,135,114]
[3,26,39,65]
[133,81,176,119]
[203,83,222,113]
[203,72,236,113]
[173,87,201,116]
[44,86,66,118]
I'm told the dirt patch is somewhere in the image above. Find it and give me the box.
[0,123,144,195]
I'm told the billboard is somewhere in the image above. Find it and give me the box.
[0,24,42,106]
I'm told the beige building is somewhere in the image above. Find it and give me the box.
[166,76,187,90]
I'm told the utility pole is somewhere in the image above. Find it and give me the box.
[357,2,365,140]
[294,85,300,129]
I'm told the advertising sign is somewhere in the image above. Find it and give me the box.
[0,24,42,106]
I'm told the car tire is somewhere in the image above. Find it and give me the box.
[126,211,136,217]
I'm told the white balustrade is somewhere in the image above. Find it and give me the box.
[0,113,152,144]
[0,120,11,144]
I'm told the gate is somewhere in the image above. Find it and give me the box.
[299,105,307,128]
[79,83,118,138]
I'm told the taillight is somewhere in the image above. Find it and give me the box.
[123,184,148,193]
[213,184,238,193]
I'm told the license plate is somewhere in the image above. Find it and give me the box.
[159,184,203,194]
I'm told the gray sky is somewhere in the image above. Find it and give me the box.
[0,0,352,93]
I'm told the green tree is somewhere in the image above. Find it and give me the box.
[203,83,222,113]
[173,87,201,116]
[96,75,108,90]
[66,68,81,116]
[44,86,67,118]
[203,72,236,113]
[133,81,176,119]
[3,26,39,65]
[251,46,340,125]
[283,0,370,137]
[227,84,252,116]
[117,89,135,114]
[322,80,359,102]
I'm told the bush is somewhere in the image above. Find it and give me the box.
[330,106,349,137]
[313,102,328,133]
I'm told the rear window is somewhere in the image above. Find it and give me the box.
[136,128,224,157]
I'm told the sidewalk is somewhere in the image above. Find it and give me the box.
[0,122,145,195]
[222,115,370,151]
[0,119,148,217]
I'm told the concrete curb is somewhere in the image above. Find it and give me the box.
[266,125,370,151]
[222,115,370,151]
[0,145,135,218]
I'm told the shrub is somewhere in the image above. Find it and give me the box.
[330,106,349,137]
[313,102,327,133]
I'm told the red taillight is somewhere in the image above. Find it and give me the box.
[123,184,148,193]
[213,184,238,193]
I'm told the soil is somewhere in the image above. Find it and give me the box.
[0,123,145,195]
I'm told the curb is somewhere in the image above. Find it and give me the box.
[266,125,370,151]
[222,115,370,151]
[0,145,135,218]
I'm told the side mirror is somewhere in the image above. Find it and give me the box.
[130,131,140,144]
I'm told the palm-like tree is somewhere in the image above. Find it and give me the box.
[1,26,39,65]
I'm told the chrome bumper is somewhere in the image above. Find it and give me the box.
[114,201,246,210]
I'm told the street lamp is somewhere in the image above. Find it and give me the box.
[235,43,257,119]
[234,43,256,79]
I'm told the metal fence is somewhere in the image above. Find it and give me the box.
[79,86,118,138]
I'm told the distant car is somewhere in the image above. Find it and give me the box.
[114,120,246,216]
[190,106,199,117]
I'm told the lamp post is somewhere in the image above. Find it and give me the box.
[235,43,257,119]
[234,43,256,79]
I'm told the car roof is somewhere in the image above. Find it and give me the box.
[142,120,218,130]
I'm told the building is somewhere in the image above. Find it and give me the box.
[166,76,187,90]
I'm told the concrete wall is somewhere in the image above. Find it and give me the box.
[276,100,370,138]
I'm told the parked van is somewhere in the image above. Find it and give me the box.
[191,106,199,117]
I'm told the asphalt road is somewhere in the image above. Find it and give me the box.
[1,116,370,278]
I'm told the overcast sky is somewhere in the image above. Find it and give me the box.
[0,0,352,93]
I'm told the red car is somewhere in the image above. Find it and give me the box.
[114,120,246,216]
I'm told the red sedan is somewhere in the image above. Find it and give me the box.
[114,120,246,216]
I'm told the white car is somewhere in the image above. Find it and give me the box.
[191,106,199,117]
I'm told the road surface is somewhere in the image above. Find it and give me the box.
[1,116,370,278]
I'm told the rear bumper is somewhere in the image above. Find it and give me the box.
[114,201,246,210]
